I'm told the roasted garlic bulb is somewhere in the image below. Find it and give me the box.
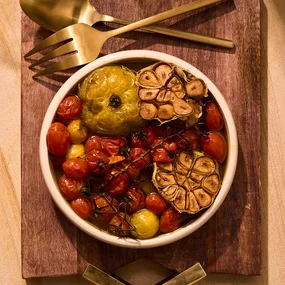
[136,62,206,124]
[152,151,221,214]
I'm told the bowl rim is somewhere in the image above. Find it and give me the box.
[40,50,238,248]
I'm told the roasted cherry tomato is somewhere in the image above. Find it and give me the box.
[145,193,168,215]
[63,158,90,180]
[151,139,177,163]
[118,159,140,178]
[175,127,199,150]
[93,194,118,220]
[160,208,182,233]
[58,174,85,201]
[67,119,88,144]
[103,168,130,196]
[56,96,82,124]
[66,144,85,160]
[101,137,127,157]
[86,149,111,175]
[47,122,70,156]
[130,126,156,148]
[130,148,151,169]
[201,131,227,163]
[85,136,102,153]
[150,122,174,138]
[204,102,224,131]
[71,198,93,219]
[123,187,145,214]
[109,213,130,237]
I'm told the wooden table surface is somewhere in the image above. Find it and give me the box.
[0,0,284,284]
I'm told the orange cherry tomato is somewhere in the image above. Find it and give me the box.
[145,193,168,215]
[58,174,85,201]
[160,208,182,233]
[93,194,118,220]
[204,102,224,131]
[109,212,130,237]
[47,122,70,156]
[71,198,93,219]
[201,131,227,163]
[56,96,82,124]
[63,158,90,180]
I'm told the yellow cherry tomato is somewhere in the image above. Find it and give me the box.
[67,119,88,144]
[66,144,85,160]
[130,209,159,239]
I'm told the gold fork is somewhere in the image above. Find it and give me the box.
[25,0,234,77]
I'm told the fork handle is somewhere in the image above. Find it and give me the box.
[103,15,233,49]
[107,0,233,48]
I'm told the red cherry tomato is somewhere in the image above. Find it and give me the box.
[58,174,85,201]
[123,187,145,214]
[71,198,93,219]
[130,126,157,148]
[150,122,174,138]
[85,136,102,153]
[109,213,131,237]
[118,159,141,178]
[151,139,177,163]
[175,128,199,150]
[101,137,127,156]
[93,194,118,220]
[145,193,168,215]
[63,158,90,180]
[130,148,151,169]
[56,96,82,124]
[160,208,182,233]
[47,122,70,156]
[86,149,111,175]
[103,168,130,196]
[201,131,227,163]
[204,102,224,131]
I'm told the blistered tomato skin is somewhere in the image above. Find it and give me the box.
[160,208,182,233]
[101,137,127,156]
[58,174,85,201]
[176,128,200,150]
[85,136,102,153]
[118,159,141,178]
[86,149,111,175]
[124,187,145,214]
[131,126,157,148]
[47,122,70,156]
[145,193,168,215]
[71,198,93,219]
[151,139,178,163]
[63,158,90,180]
[201,131,227,163]
[93,194,118,220]
[56,96,82,124]
[104,168,130,196]
[204,102,224,131]
[130,148,151,169]
[109,213,130,237]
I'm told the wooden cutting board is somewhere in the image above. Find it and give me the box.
[21,0,261,278]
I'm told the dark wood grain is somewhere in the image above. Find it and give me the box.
[21,0,261,278]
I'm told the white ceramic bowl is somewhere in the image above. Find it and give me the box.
[40,50,238,248]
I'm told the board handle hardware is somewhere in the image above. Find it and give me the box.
[83,261,206,285]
